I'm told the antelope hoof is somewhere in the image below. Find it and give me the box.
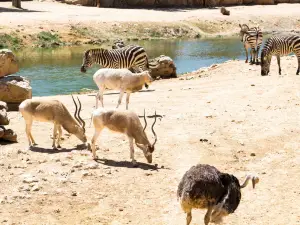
[33,143,38,146]
[132,160,138,167]
[245,60,248,63]
[57,145,61,149]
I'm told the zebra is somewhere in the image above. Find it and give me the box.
[80,45,150,88]
[239,24,263,65]
[261,35,300,76]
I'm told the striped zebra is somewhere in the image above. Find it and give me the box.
[80,45,149,73]
[239,24,263,65]
[80,45,149,88]
[261,35,300,76]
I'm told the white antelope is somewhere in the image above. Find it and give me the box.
[90,108,158,165]
[93,68,153,110]
[19,96,87,149]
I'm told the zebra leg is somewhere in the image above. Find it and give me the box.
[256,46,261,65]
[116,90,125,109]
[297,56,300,75]
[277,55,281,75]
[244,46,248,63]
[250,48,255,65]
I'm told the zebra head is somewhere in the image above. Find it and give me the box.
[239,24,249,42]
[81,50,93,73]
[261,51,271,76]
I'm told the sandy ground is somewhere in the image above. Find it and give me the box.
[1,2,300,44]
[1,56,300,224]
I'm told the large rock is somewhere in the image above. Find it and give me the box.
[0,101,9,125]
[0,75,32,111]
[0,126,17,142]
[0,49,19,78]
[149,55,177,79]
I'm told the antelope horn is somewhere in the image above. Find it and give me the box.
[151,110,157,146]
[143,109,147,132]
[77,96,86,133]
[241,175,259,189]
[71,95,79,123]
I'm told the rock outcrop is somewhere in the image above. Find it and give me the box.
[0,49,19,78]
[0,75,32,110]
[0,126,17,143]
[149,55,177,79]
[0,101,9,125]
[0,101,17,143]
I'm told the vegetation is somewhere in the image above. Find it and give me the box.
[0,33,22,49]
[36,31,63,48]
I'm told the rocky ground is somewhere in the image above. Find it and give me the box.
[1,2,300,48]
[1,56,300,224]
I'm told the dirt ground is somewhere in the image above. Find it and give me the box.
[1,2,300,46]
[1,56,300,224]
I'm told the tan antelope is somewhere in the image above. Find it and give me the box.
[90,108,158,165]
[19,96,87,149]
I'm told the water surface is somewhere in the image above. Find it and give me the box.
[16,38,246,96]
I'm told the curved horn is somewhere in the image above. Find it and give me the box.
[241,175,259,189]
[71,95,79,123]
[151,111,157,146]
[77,96,86,133]
[143,109,147,132]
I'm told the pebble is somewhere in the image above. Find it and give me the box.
[250,153,256,156]
[71,191,77,196]
[85,162,99,169]
[82,171,89,176]
[73,162,84,168]
[23,177,39,184]
[32,184,40,191]
[38,159,47,164]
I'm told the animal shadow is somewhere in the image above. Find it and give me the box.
[29,144,87,154]
[95,158,160,171]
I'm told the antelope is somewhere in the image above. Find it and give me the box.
[19,95,87,149]
[90,108,158,165]
[93,68,153,110]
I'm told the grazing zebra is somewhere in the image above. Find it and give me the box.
[261,35,300,76]
[239,24,263,65]
[80,45,150,88]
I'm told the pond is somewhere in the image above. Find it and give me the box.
[15,38,248,96]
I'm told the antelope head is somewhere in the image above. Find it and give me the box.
[136,109,158,163]
[71,95,87,143]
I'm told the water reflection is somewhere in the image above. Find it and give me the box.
[15,38,245,96]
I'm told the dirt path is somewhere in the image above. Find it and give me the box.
[1,2,300,48]
[1,56,300,224]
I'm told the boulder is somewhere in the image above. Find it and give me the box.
[149,55,177,79]
[0,75,32,110]
[0,49,19,78]
[0,126,17,143]
[0,101,9,125]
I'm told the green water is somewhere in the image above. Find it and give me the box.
[15,38,246,96]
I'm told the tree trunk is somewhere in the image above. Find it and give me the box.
[12,0,21,9]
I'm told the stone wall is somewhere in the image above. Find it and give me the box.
[65,0,300,7]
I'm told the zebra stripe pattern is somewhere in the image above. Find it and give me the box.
[80,45,149,73]
[261,35,300,76]
[239,24,263,65]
